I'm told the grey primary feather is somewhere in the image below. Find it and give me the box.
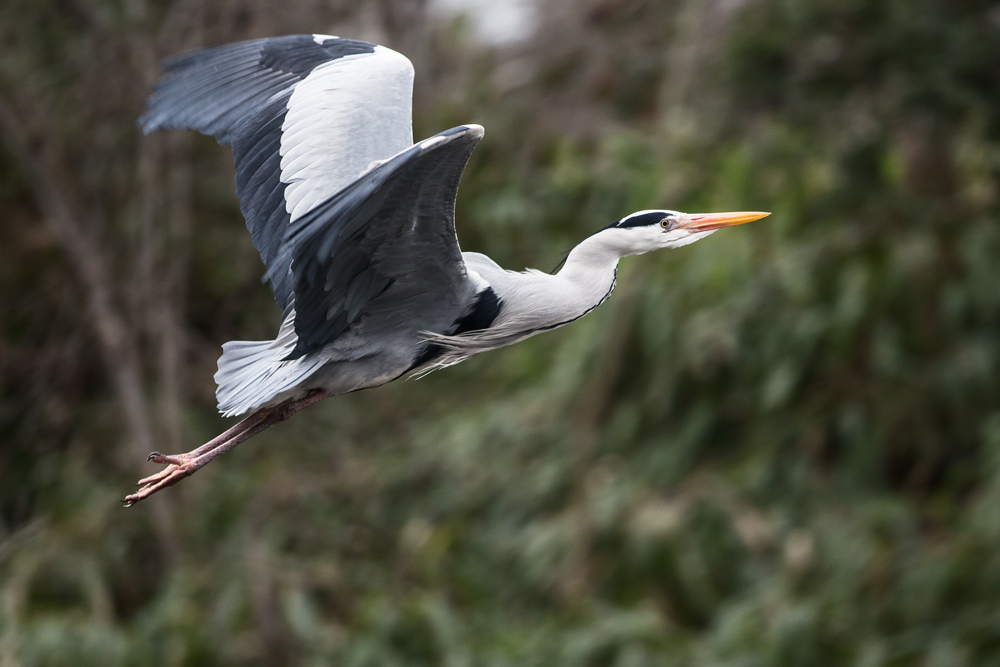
[140,36,375,144]
[139,35,381,309]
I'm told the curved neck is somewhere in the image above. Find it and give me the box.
[558,229,627,282]
[506,230,621,325]
[453,230,628,348]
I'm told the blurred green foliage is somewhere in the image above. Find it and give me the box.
[2,0,1000,665]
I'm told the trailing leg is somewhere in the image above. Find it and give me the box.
[123,390,328,506]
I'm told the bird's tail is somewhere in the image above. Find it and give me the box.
[214,338,324,418]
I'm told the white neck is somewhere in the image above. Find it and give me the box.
[558,228,626,281]
[430,229,634,368]
[475,229,625,334]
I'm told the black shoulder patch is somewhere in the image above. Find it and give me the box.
[453,286,501,335]
[406,287,502,372]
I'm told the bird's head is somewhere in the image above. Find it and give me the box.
[602,209,770,255]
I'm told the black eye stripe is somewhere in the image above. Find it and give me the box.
[616,212,666,228]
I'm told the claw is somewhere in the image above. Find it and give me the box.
[148,452,186,466]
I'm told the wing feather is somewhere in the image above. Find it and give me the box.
[142,35,414,309]
[278,126,485,360]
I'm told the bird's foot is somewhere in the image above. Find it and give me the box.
[123,456,198,507]
[137,453,194,485]
[121,392,329,507]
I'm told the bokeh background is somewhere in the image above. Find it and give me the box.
[3,0,1000,664]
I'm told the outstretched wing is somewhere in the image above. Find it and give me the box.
[141,35,414,309]
[278,125,486,360]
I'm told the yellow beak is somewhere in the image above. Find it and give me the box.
[678,211,770,232]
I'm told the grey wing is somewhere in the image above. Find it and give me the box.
[140,34,415,309]
[277,125,486,362]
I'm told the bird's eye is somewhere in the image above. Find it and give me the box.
[660,217,673,229]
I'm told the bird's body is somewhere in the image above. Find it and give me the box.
[124,35,767,505]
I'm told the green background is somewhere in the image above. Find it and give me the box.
[2,0,1000,664]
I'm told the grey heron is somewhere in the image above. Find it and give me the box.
[123,35,768,506]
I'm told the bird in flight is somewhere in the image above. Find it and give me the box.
[124,35,768,506]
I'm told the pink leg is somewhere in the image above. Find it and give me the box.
[123,390,328,507]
